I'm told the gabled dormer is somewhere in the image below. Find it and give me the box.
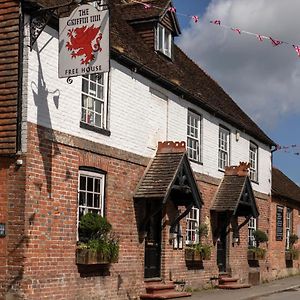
[120,0,181,59]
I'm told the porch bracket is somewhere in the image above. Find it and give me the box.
[170,203,193,233]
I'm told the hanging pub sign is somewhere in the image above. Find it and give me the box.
[58,4,109,78]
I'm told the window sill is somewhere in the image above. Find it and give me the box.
[80,122,111,136]
[250,179,259,185]
[218,168,225,173]
[189,159,203,165]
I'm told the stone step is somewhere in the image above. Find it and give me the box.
[146,283,176,295]
[217,283,251,289]
[219,277,239,284]
[140,291,192,299]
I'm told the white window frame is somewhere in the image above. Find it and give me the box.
[155,24,172,58]
[77,170,105,238]
[187,110,202,163]
[248,217,257,247]
[286,208,292,249]
[249,142,258,182]
[186,207,199,245]
[81,73,108,129]
[218,126,230,170]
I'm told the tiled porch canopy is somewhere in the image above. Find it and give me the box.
[134,141,203,232]
[210,163,259,240]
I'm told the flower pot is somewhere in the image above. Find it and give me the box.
[285,250,299,261]
[76,248,118,265]
[185,248,202,262]
[247,248,266,260]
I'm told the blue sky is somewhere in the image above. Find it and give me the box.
[173,0,300,185]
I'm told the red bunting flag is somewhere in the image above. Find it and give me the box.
[269,37,283,46]
[192,15,199,23]
[293,45,300,57]
[257,34,264,42]
[231,28,241,34]
[211,20,221,25]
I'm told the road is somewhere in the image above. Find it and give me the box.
[255,287,300,299]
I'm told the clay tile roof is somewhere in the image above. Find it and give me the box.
[134,151,184,199]
[134,141,186,200]
[117,0,170,22]
[211,172,259,217]
[272,167,300,204]
[134,141,202,209]
[211,175,247,211]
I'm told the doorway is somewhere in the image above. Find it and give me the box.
[144,210,162,279]
[217,225,227,273]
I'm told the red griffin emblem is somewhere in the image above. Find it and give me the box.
[66,25,102,65]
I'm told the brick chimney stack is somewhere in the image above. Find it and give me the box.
[225,162,250,177]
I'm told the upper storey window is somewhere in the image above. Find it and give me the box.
[187,110,202,163]
[81,73,108,130]
[249,142,258,182]
[155,24,172,58]
[218,126,230,170]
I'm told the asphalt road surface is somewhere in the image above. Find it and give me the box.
[255,287,300,299]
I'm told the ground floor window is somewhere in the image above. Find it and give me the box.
[77,170,105,236]
[186,207,199,244]
[248,217,257,247]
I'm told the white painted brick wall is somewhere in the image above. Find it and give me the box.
[24,21,271,194]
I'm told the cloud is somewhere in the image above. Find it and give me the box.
[177,0,300,129]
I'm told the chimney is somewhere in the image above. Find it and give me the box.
[157,141,186,153]
[225,162,250,177]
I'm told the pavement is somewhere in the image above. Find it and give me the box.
[187,274,300,300]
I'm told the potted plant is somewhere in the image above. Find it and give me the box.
[248,229,268,260]
[285,233,299,261]
[185,224,212,262]
[76,212,119,265]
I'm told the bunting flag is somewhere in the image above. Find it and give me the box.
[293,45,300,57]
[192,15,199,23]
[257,34,264,42]
[231,28,241,34]
[269,37,283,47]
[131,0,300,58]
[211,20,221,25]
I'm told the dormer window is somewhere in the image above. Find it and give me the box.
[155,24,172,58]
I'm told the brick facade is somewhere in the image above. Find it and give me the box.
[1,122,287,299]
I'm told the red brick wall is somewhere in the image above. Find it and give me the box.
[2,122,286,299]
[267,197,300,280]
[15,123,147,299]
[0,155,26,300]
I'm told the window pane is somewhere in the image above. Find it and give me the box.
[87,192,93,207]
[82,78,88,93]
[80,176,86,190]
[87,177,93,191]
[79,191,86,206]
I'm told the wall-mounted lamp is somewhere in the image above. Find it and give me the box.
[236,130,240,142]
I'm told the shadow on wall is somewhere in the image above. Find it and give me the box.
[31,43,61,196]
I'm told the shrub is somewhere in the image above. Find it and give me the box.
[289,234,299,248]
[253,229,268,247]
[78,213,119,262]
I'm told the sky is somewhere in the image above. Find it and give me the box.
[173,0,300,185]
